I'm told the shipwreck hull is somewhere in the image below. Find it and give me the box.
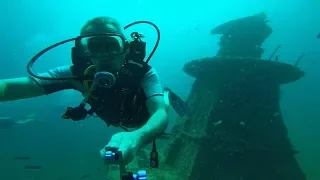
[163,57,306,180]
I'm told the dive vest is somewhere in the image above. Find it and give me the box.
[70,60,152,128]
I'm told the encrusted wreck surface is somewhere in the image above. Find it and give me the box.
[162,56,306,180]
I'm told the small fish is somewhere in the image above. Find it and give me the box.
[13,156,31,160]
[24,165,42,170]
[317,33,320,38]
[0,117,11,120]
[81,174,90,178]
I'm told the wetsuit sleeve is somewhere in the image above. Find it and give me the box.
[30,65,80,94]
[141,67,164,99]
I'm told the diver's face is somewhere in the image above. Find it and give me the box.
[81,30,127,71]
[90,50,127,71]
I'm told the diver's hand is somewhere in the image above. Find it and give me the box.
[100,131,142,165]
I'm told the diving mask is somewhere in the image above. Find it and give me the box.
[79,34,128,58]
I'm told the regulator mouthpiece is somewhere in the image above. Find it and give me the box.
[94,71,116,88]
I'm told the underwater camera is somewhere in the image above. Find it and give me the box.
[104,150,147,180]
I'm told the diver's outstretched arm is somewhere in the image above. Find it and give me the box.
[0,77,45,102]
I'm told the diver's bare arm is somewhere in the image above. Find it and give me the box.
[0,77,45,102]
[134,95,169,148]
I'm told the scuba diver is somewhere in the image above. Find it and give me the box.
[0,16,190,166]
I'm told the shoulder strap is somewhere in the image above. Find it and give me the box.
[119,60,151,87]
